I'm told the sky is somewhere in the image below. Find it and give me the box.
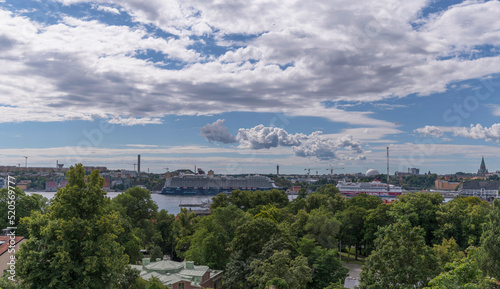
[1,0,500,175]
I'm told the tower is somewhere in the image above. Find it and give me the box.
[277,165,280,178]
[137,155,141,174]
[477,156,488,176]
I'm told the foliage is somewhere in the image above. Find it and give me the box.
[432,237,465,272]
[309,248,349,289]
[347,193,382,211]
[359,221,436,289]
[184,205,249,269]
[248,250,312,289]
[425,246,499,289]
[0,188,49,237]
[478,199,500,280]
[388,192,444,245]
[304,209,341,250]
[265,277,289,289]
[363,203,393,255]
[16,164,129,289]
[150,246,163,262]
[434,197,490,249]
[232,217,280,259]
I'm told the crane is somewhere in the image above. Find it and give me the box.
[326,167,344,181]
[304,168,322,183]
[127,163,137,171]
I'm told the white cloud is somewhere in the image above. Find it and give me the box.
[200,119,237,144]
[91,4,121,14]
[453,123,500,144]
[293,134,365,161]
[109,117,162,126]
[233,124,366,160]
[1,0,500,127]
[414,126,444,138]
[237,125,305,149]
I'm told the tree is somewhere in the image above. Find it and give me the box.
[304,209,341,250]
[478,199,500,280]
[432,237,464,272]
[425,247,499,289]
[388,192,443,245]
[232,218,280,259]
[363,203,393,255]
[309,248,349,289]
[248,250,312,289]
[0,188,49,237]
[111,187,159,227]
[16,164,128,289]
[434,197,490,249]
[347,193,382,211]
[359,222,436,289]
[150,246,163,262]
[337,206,367,260]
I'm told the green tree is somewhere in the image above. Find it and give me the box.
[150,246,163,262]
[248,250,312,289]
[478,199,500,280]
[155,209,175,258]
[305,209,341,250]
[16,164,128,289]
[0,188,49,237]
[425,247,499,289]
[232,218,280,259]
[359,222,436,289]
[337,206,367,260]
[434,197,490,249]
[388,192,443,245]
[347,193,382,211]
[309,248,349,289]
[432,237,464,272]
[363,203,393,255]
[184,206,249,269]
[111,187,158,227]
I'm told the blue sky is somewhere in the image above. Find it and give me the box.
[1,0,500,175]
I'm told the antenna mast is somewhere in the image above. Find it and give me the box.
[386,147,390,192]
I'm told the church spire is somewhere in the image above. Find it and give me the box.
[478,156,488,176]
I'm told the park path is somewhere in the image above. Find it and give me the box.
[343,263,362,289]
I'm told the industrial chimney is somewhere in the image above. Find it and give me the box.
[137,155,141,174]
[277,164,280,178]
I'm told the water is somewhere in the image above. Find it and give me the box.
[26,191,299,215]
[27,191,213,215]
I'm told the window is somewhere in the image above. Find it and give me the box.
[179,283,185,289]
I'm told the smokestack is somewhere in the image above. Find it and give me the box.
[387,147,390,192]
[277,165,280,178]
[138,155,141,174]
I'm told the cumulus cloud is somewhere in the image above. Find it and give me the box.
[414,126,444,138]
[1,0,500,126]
[293,134,365,161]
[453,123,500,144]
[236,125,305,149]
[200,119,237,144]
[231,124,365,160]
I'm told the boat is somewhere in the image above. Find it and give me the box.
[160,169,278,195]
[336,180,402,197]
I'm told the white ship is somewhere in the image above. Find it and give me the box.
[336,180,402,197]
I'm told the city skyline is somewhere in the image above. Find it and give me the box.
[1,0,500,174]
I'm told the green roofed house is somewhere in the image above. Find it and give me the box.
[131,258,223,289]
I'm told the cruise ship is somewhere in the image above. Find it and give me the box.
[160,169,278,195]
[336,180,402,197]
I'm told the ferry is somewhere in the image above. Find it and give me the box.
[336,180,402,197]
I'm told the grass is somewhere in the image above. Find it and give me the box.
[340,250,365,265]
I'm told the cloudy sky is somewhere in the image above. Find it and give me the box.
[1,0,500,175]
